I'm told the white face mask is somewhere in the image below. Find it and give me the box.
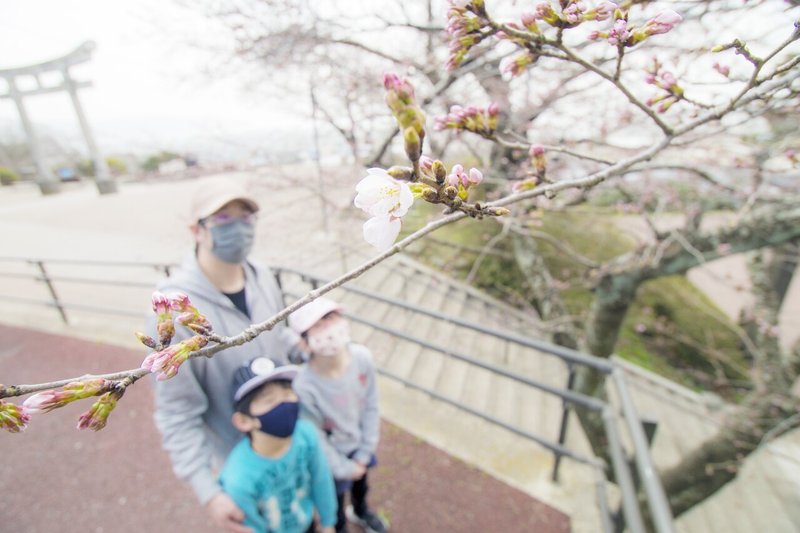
[308,320,351,357]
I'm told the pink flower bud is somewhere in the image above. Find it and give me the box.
[468,168,483,185]
[23,379,112,414]
[589,1,617,21]
[534,2,560,25]
[562,3,583,24]
[152,291,174,346]
[607,19,630,46]
[383,73,401,90]
[487,102,499,116]
[141,335,209,381]
[77,389,122,432]
[151,291,171,315]
[644,10,682,36]
[419,156,434,172]
[0,400,30,433]
[660,71,677,88]
[529,145,545,157]
[135,332,157,349]
[521,12,539,31]
[713,62,730,77]
[170,293,193,312]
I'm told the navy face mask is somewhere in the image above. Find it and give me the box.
[210,220,255,264]
[255,401,299,438]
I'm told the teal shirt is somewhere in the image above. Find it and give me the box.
[219,420,337,532]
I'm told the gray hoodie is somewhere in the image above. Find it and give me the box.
[293,343,380,480]
[147,254,297,504]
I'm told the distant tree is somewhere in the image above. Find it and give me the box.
[141,151,182,173]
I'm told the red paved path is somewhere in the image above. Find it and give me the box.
[0,324,570,532]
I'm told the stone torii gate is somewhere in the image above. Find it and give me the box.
[0,41,117,195]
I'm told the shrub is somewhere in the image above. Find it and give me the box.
[0,167,19,186]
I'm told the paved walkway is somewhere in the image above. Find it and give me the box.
[0,323,569,532]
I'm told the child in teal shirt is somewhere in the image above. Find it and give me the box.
[220,357,337,533]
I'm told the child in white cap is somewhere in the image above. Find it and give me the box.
[290,298,388,533]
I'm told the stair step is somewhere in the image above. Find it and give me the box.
[407,287,467,391]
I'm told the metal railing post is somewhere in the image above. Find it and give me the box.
[34,260,68,324]
[594,465,614,533]
[552,363,576,482]
[602,406,646,533]
[612,367,675,533]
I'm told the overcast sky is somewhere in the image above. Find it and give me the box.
[0,0,304,159]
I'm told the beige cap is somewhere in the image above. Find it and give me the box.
[189,177,260,222]
[289,297,344,335]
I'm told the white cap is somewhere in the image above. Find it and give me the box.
[289,297,344,335]
[189,177,259,222]
[232,357,299,403]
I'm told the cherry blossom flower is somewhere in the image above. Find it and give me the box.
[354,168,414,250]
[354,169,414,218]
[23,379,111,414]
[362,215,403,250]
[0,400,30,433]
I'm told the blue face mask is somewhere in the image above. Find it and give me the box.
[255,401,299,438]
[210,220,255,263]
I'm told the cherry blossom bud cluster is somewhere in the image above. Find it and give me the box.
[172,292,213,335]
[521,1,616,34]
[383,73,426,163]
[589,9,681,47]
[141,335,209,381]
[445,164,484,201]
[513,145,547,192]
[500,52,537,77]
[434,103,499,136]
[645,63,684,113]
[0,399,30,433]
[445,1,489,70]
[140,292,213,351]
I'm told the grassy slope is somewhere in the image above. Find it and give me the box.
[400,204,747,394]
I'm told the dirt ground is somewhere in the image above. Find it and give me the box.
[0,323,570,533]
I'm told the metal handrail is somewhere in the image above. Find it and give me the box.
[275,265,615,372]
[0,256,674,533]
[275,265,674,533]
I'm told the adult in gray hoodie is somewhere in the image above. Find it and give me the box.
[147,177,299,533]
